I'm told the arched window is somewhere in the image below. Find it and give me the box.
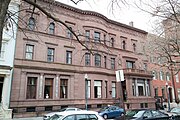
[28,17,35,30]
[122,40,126,50]
[49,22,55,34]
[95,54,101,67]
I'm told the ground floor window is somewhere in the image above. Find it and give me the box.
[26,77,37,99]
[60,79,68,98]
[94,80,102,98]
[44,78,53,99]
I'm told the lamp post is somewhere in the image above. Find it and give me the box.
[84,74,88,110]
[166,82,171,111]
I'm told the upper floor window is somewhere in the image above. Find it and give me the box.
[25,44,34,60]
[66,51,72,64]
[67,27,73,39]
[110,38,114,47]
[152,71,158,80]
[133,43,136,52]
[85,30,90,41]
[95,54,101,67]
[176,74,179,83]
[166,72,170,81]
[26,77,37,99]
[122,40,126,50]
[60,79,68,98]
[85,53,90,66]
[111,58,115,69]
[160,71,164,80]
[28,17,35,30]
[104,56,107,68]
[126,60,135,69]
[104,34,106,45]
[47,48,54,62]
[154,88,158,97]
[49,22,55,34]
[94,32,100,42]
[0,42,6,59]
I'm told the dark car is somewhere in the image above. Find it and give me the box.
[125,109,169,120]
[98,105,124,119]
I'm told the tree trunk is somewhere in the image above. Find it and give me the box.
[0,0,11,50]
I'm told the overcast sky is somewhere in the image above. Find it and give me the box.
[57,0,155,32]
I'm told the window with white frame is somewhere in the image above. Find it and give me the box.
[85,30,90,41]
[87,80,91,98]
[0,42,6,59]
[66,51,72,64]
[111,58,115,69]
[49,22,55,34]
[176,74,179,83]
[152,71,158,80]
[94,32,100,42]
[166,72,170,81]
[94,80,102,98]
[47,48,54,62]
[160,71,164,80]
[25,44,34,60]
[146,80,151,96]
[28,17,35,30]
[85,53,90,66]
[112,82,116,98]
[95,54,101,67]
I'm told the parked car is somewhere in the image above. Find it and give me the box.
[125,109,169,120]
[46,110,104,120]
[162,107,180,116]
[98,105,124,119]
[43,107,82,120]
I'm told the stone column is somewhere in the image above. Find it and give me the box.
[39,73,44,99]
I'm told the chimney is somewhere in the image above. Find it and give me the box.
[129,21,134,27]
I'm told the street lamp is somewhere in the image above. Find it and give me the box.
[166,82,171,111]
[84,74,88,110]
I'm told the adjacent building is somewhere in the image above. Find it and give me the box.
[0,0,20,119]
[10,0,154,117]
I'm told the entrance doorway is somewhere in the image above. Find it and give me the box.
[0,77,4,103]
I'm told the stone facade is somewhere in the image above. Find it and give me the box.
[10,0,155,117]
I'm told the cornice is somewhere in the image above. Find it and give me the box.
[39,0,147,34]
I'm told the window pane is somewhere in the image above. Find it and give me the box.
[111,58,115,69]
[47,48,54,62]
[94,32,100,42]
[28,17,35,30]
[26,77,37,99]
[95,54,101,67]
[49,22,55,34]
[44,78,53,99]
[85,53,90,66]
[60,79,68,98]
[66,51,72,64]
[25,44,34,60]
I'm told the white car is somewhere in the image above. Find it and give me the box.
[43,107,82,120]
[46,110,104,120]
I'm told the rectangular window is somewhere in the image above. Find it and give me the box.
[94,81,102,98]
[67,27,73,38]
[60,79,68,98]
[176,74,179,82]
[25,44,34,60]
[26,77,37,99]
[66,51,72,64]
[87,80,91,98]
[104,34,106,45]
[94,32,100,42]
[154,88,158,97]
[85,30,90,41]
[95,54,101,67]
[44,78,53,99]
[85,53,90,66]
[162,88,165,99]
[132,80,136,96]
[138,86,144,96]
[126,61,135,69]
[104,56,107,68]
[105,81,107,98]
[111,58,115,69]
[0,42,5,59]
[47,48,54,62]
[112,82,116,98]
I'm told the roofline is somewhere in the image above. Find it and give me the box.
[39,0,148,34]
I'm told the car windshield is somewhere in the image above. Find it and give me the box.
[99,106,109,111]
[126,110,145,118]
[49,114,64,120]
[171,108,180,113]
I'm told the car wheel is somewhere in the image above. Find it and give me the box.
[103,114,108,119]
[121,113,124,116]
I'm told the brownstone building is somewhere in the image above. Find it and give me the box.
[10,0,155,117]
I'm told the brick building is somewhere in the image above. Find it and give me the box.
[10,0,155,117]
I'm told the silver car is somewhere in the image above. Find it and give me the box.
[47,110,104,120]
[43,107,82,120]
